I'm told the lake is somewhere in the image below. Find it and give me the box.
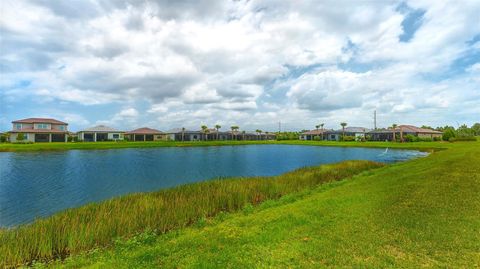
[0,145,426,227]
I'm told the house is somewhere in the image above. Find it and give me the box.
[166,128,203,141]
[368,125,443,141]
[9,118,69,142]
[77,125,124,142]
[166,128,277,141]
[125,127,167,141]
[299,129,329,140]
[324,127,371,141]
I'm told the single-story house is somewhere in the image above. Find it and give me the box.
[324,127,371,141]
[167,128,276,141]
[125,127,167,141]
[9,118,69,142]
[77,125,124,142]
[299,129,330,140]
[368,125,443,141]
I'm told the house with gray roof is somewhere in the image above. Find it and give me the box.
[77,125,124,142]
[325,127,371,141]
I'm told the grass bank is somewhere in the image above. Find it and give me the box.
[48,140,480,268]
[0,139,450,152]
[0,160,382,267]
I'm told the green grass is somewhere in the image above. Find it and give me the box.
[0,160,382,268]
[0,139,450,152]
[41,140,480,268]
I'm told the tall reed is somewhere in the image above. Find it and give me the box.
[0,160,383,267]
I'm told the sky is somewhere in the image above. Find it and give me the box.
[0,0,479,132]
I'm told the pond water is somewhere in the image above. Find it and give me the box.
[0,145,427,227]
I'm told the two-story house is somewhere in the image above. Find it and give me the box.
[9,118,68,142]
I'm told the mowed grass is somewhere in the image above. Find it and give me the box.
[0,160,383,268]
[48,141,480,268]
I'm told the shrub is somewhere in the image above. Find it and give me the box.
[404,134,418,142]
[0,135,6,143]
[449,136,477,142]
[16,133,25,141]
[341,136,355,142]
[313,135,321,141]
[433,136,442,141]
[442,129,456,141]
[418,137,432,142]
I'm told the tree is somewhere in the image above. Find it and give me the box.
[320,123,324,140]
[17,133,25,141]
[256,129,262,140]
[315,125,320,131]
[472,123,480,136]
[340,122,347,139]
[201,125,208,141]
[392,124,398,142]
[215,124,221,140]
[181,127,185,142]
[242,130,246,140]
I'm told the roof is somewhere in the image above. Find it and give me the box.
[9,128,67,133]
[399,125,443,134]
[125,127,164,135]
[326,127,371,134]
[301,129,331,135]
[368,125,442,134]
[12,118,68,125]
[79,125,123,133]
[166,128,201,134]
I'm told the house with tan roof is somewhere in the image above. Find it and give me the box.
[77,125,124,142]
[125,127,167,141]
[368,125,442,141]
[9,118,69,142]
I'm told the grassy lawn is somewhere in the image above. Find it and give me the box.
[40,140,479,268]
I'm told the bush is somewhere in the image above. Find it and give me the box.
[449,136,477,142]
[404,134,418,142]
[313,135,321,141]
[16,133,25,141]
[442,129,456,141]
[418,137,433,142]
[0,135,6,143]
[433,136,442,141]
[12,141,34,144]
[341,135,355,141]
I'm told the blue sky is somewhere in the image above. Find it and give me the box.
[1,0,479,132]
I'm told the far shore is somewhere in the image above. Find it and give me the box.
[0,139,456,152]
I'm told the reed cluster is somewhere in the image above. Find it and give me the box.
[0,160,382,267]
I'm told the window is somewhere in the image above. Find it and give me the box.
[112,134,119,139]
[15,124,22,130]
[36,124,49,129]
[59,126,65,131]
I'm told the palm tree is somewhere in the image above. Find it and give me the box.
[201,125,208,141]
[340,122,347,140]
[181,127,185,142]
[320,123,325,140]
[230,125,239,140]
[242,130,246,140]
[399,125,404,142]
[392,124,397,142]
[256,129,262,140]
[215,124,221,140]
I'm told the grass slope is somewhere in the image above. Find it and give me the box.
[0,160,382,267]
[50,141,480,268]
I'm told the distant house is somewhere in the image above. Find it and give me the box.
[325,127,371,141]
[9,118,68,142]
[166,128,276,141]
[368,125,443,141]
[77,125,124,142]
[125,127,167,141]
[299,129,329,140]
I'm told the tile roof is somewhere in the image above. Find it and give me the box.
[369,125,442,134]
[12,118,68,125]
[79,125,123,132]
[125,127,164,135]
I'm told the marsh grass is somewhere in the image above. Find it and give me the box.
[0,160,382,267]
